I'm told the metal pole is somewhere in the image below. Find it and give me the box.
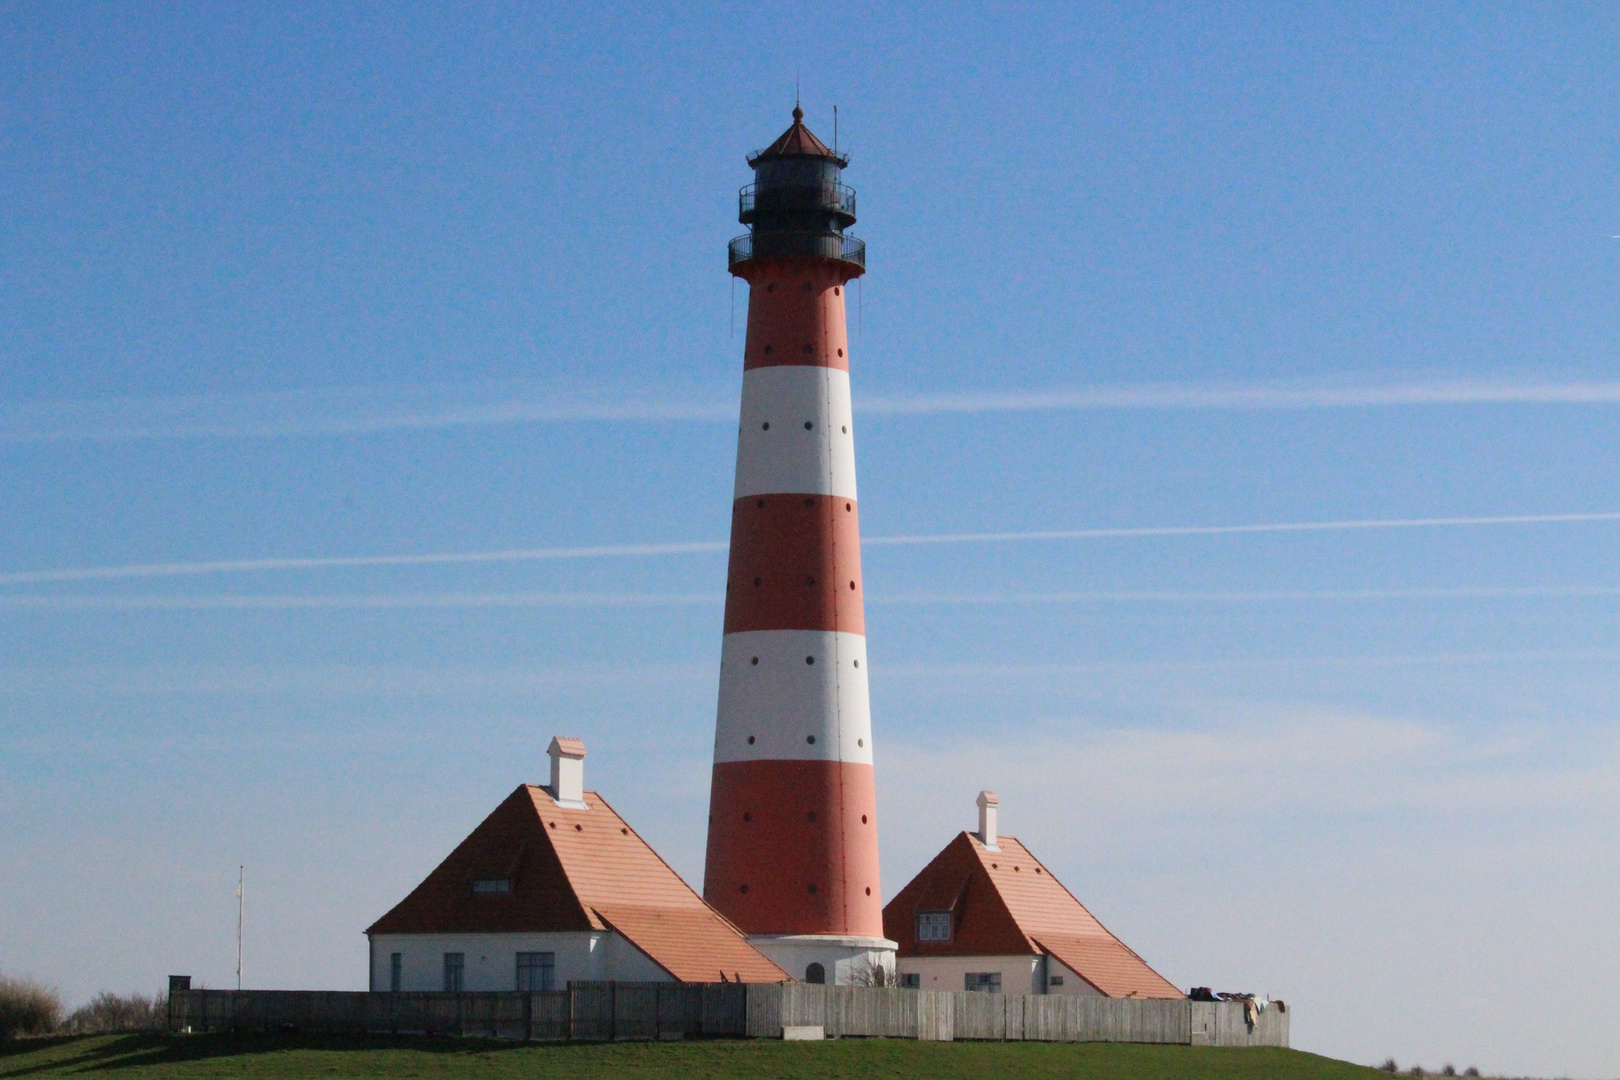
[236,866,244,991]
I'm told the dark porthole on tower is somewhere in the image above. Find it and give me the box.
[803,497,814,507]
[834,287,840,296]
[804,420,813,429]
[747,736,755,744]
[743,812,752,821]
[750,656,759,665]
[805,656,815,665]
[753,577,762,587]
[764,344,774,354]
[807,883,818,894]
[806,812,816,822]
[806,735,816,744]
[761,422,770,430]
[865,887,871,895]
[740,884,750,893]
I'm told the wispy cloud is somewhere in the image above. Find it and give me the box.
[4,376,1618,442]
[859,379,1620,415]
[4,512,1616,586]
[0,591,723,612]
[0,380,733,442]
[3,584,1615,614]
[870,585,1620,604]
[0,542,729,585]
[860,512,1620,548]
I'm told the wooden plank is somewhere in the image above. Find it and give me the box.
[744,982,783,1039]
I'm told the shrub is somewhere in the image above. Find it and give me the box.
[1442,1066,1456,1076]
[62,992,168,1034]
[0,975,64,1039]
[1464,1069,1480,1077]
[1380,1061,1400,1074]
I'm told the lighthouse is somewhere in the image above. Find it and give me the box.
[703,107,896,985]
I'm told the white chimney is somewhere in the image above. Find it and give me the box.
[548,736,587,808]
[976,790,1000,850]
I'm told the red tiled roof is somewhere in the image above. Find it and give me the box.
[550,736,586,757]
[1035,935,1183,1000]
[883,832,1183,1000]
[749,106,843,164]
[368,785,785,984]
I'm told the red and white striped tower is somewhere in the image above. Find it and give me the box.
[703,108,895,984]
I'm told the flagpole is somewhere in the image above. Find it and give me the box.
[236,866,244,991]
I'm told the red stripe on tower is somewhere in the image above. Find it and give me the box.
[703,107,895,983]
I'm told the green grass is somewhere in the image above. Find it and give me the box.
[1,1033,1385,1079]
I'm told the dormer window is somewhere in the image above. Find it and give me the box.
[916,911,951,942]
[470,878,511,895]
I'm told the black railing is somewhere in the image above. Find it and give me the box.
[739,182,856,222]
[729,233,865,271]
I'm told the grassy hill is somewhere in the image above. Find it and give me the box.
[2,1032,1386,1079]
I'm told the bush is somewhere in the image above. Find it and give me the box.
[1380,1061,1400,1074]
[0,975,64,1039]
[62,991,168,1034]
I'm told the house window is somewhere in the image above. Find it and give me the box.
[965,972,1001,993]
[516,951,555,992]
[389,952,402,992]
[1050,976,1065,987]
[804,962,826,984]
[900,973,920,989]
[470,878,510,895]
[443,952,465,992]
[916,912,951,942]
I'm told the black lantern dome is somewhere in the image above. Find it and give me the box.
[729,107,864,273]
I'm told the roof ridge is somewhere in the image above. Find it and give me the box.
[522,784,601,928]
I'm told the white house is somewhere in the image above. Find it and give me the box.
[367,737,786,991]
[883,791,1184,999]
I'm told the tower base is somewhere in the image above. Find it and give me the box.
[748,934,897,986]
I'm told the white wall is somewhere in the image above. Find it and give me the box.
[368,931,669,991]
[1043,953,1104,996]
[897,954,1050,996]
[750,937,894,987]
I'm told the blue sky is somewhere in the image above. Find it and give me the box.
[3,2,1619,1074]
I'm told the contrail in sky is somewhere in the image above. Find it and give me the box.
[858,380,1620,415]
[3,377,1618,441]
[2,584,1615,613]
[2,511,1616,586]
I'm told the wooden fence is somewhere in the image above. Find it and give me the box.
[169,983,1286,1047]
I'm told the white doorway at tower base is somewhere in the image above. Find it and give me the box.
[747,934,898,986]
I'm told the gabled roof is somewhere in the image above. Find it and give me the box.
[368,785,786,984]
[748,106,847,166]
[883,832,1183,1000]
